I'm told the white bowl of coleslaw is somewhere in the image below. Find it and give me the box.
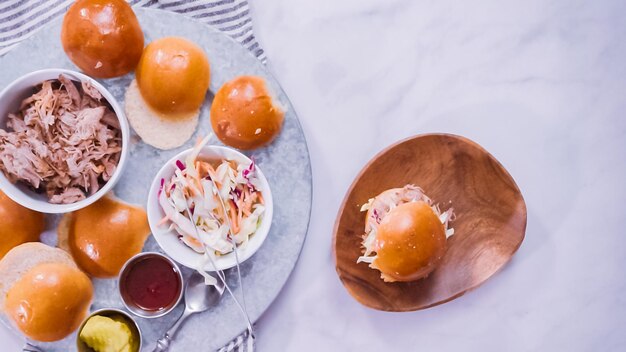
[147,139,273,271]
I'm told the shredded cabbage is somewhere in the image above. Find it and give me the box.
[158,138,266,256]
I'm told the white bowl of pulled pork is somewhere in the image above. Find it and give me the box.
[0,69,129,213]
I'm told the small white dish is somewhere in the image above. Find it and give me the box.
[0,68,129,214]
[147,145,273,271]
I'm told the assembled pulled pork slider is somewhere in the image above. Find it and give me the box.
[358,185,454,282]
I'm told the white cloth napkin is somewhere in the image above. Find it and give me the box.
[0,0,262,351]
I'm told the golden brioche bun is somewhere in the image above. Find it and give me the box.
[210,76,284,150]
[0,191,45,259]
[0,243,92,342]
[136,37,210,115]
[4,262,93,342]
[372,201,447,282]
[0,242,77,309]
[61,0,144,78]
[58,195,150,278]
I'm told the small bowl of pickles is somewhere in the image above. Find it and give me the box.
[76,308,142,352]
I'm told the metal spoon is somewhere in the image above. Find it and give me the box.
[153,271,225,352]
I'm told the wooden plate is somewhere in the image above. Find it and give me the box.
[333,134,526,311]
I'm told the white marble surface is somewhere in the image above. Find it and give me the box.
[249,0,626,351]
[3,0,626,350]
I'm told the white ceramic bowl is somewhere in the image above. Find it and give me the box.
[147,146,273,271]
[0,69,129,213]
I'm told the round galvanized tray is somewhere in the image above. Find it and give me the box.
[0,8,312,351]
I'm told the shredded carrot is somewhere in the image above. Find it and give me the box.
[257,192,265,205]
[240,188,251,216]
[229,199,239,234]
[204,163,218,179]
[237,205,243,230]
[186,235,203,248]
[195,161,212,178]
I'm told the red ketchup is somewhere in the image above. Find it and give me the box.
[120,255,182,312]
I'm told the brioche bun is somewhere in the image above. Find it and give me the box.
[58,195,150,278]
[0,191,45,259]
[61,0,144,78]
[372,201,447,282]
[136,37,210,115]
[0,243,92,342]
[210,76,284,150]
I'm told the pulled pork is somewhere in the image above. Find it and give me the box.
[0,74,122,204]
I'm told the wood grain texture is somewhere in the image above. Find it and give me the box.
[333,134,527,311]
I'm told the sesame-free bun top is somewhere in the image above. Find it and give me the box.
[136,36,210,116]
[210,76,285,150]
[372,201,447,282]
[58,195,150,278]
[4,263,93,342]
[0,242,77,308]
[0,243,93,342]
[0,191,45,259]
[61,0,144,78]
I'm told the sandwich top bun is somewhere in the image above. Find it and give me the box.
[4,263,93,342]
[372,201,447,282]
[0,191,45,259]
[0,243,93,342]
[0,242,77,307]
[210,76,285,150]
[58,195,150,278]
[61,0,144,78]
[136,36,210,116]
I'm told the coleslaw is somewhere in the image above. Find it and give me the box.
[157,136,265,255]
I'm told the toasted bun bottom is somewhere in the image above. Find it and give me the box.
[125,79,198,150]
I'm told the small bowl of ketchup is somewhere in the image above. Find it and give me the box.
[119,252,184,318]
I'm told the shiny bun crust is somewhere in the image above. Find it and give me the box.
[136,36,210,115]
[61,0,144,78]
[210,76,284,150]
[58,195,150,278]
[0,191,45,259]
[372,201,447,282]
[4,262,93,342]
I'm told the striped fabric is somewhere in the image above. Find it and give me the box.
[0,0,265,62]
[1,1,262,351]
[217,329,255,352]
